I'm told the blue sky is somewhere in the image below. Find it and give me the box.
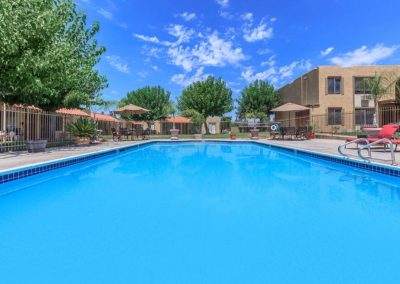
[77,0,400,107]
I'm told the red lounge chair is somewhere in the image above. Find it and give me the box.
[346,124,399,143]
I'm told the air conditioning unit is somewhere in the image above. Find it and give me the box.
[361,99,369,108]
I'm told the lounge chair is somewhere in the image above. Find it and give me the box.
[345,124,399,150]
[346,124,398,143]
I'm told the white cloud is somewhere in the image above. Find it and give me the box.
[133,33,161,44]
[105,55,129,73]
[133,33,173,46]
[243,22,273,42]
[137,71,148,78]
[177,12,196,21]
[97,8,113,19]
[168,46,196,72]
[167,32,246,72]
[320,47,334,57]
[241,67,276,83]
[241,60,312,85]
[219,11,234,19]
[142,45,163,58]
[329,44,399,67]
[192,32,246,66]
[261,55,276,67]
[167,24,194,46]
[171,67,209,87]
[241,12,253,21]
[216,0,229,8]
[278,60,311,79]
[258,48,271,55]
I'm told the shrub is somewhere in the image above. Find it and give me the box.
[65,118,97,139]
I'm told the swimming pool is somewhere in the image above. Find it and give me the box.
[1,142,400,283]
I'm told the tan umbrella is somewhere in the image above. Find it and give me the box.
[113,104,149,115]
[271,103,309,127]
[271,102,309,112]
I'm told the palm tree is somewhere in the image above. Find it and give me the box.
[362,72,398,126]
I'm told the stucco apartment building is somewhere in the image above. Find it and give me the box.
[278,66,400,132]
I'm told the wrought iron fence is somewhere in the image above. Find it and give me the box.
[0,105,78,152]
[2,104,400,152]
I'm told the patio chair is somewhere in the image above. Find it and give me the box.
[296,127,308,140]
[120,128,133,140]
[280,127,296,140]
[111,128,121,141]
[142,129,150,140]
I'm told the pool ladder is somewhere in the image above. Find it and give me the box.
[338,138,396,165]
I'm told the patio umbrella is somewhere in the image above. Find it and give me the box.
[113,104,149,115]
[271,103,310,127]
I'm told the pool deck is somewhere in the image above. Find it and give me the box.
[0,138,398,171]
[260,138,399,166]
[0,140,145,171]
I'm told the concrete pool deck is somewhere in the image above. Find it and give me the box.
[0,140,145,171]
[0,138,399,171]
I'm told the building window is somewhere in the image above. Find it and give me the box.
[327,77,342,94]
[355,108,374,125]
[354,77,372,94]
[328,108,342,125]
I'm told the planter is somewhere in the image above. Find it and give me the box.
[250,129,260,140]
[230,133,237,140]
[170,129,179,140]
[306,132,315,140]
[194,133,203,140]
[75,137,91,146]
[26,140,47,153]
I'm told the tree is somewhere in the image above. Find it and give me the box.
[119,86,172,122]
[236,80,280,121]
[0,0,108,111]
[177,76,233,133]
[362,72,398,126]
[182,109,204,134]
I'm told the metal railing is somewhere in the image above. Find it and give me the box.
[358,138,396,165]
[338,138,369,158]
[0,105,76,153]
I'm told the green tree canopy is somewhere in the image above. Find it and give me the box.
[177,76,233,133]
[236,80,280,121]
[119,86,172,122]
[0,0,107,111]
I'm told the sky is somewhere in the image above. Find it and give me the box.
[77,0,400,110]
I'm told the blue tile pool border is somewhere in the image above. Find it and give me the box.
[1,139,400,185]
[254,141,400,178]
[0,141,157,185]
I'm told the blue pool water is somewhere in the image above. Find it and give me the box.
[1,142,400,283]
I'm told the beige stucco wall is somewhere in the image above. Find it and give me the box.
[279,68,319,106]
[278,65,400,132]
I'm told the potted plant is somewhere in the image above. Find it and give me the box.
[167,104,180,140]
[66,118,98,145]
[26,139,48,153]
[246,112,265,140]
[230,127,239,140]
[305,124,315,140]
